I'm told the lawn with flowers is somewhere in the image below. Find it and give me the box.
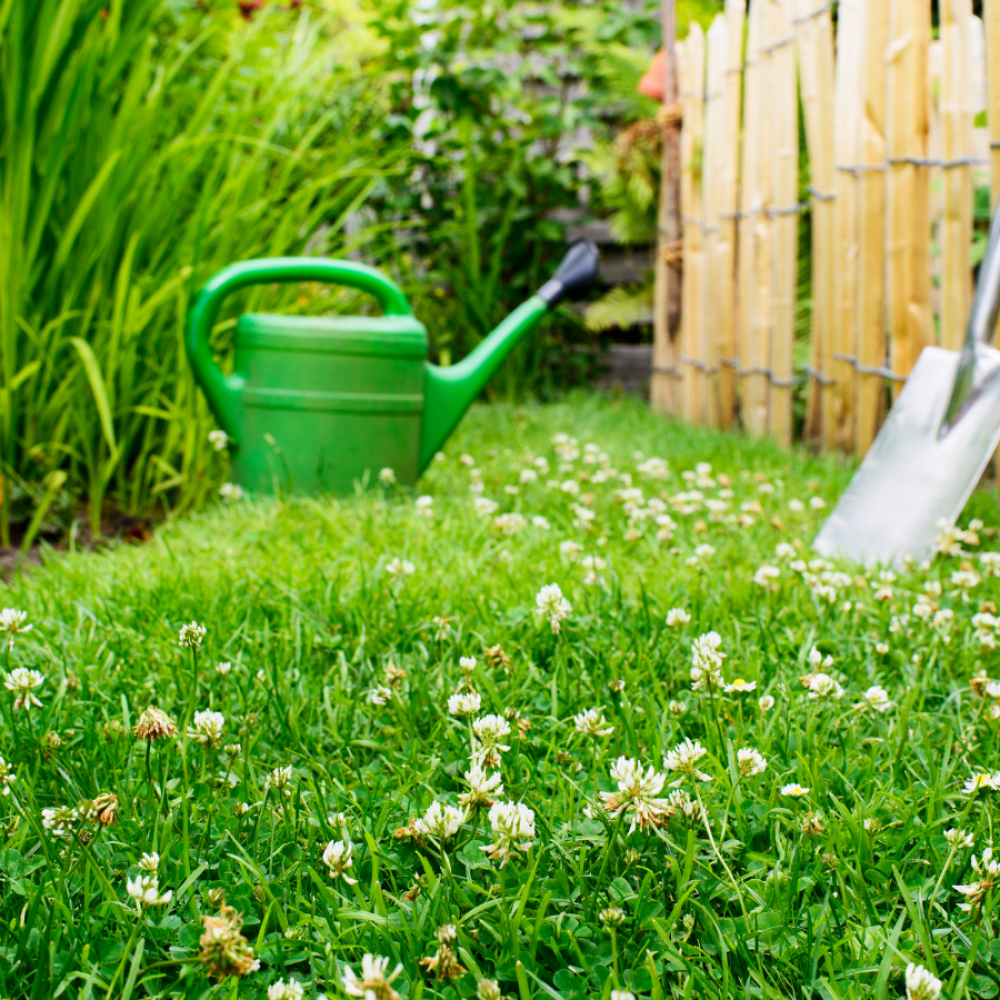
[3,394,1000,1000]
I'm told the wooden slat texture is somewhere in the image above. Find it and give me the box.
[738,0,764,432]
[746,0,774,438]
[794,0,836,448]
[703,16,727,428]
[855,0,889,456]
[831,0,865,452]
[717,0,744,429]
[679,27,706,425]
[769,0,798,446]
[988,0,1000,211]
[941,0,974,353]
[651,9,682,417]
[886,0,932,400]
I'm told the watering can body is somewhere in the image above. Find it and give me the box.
[185,244,599,496]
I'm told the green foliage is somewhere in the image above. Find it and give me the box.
[365,0,660,390]
[3,395,999,997]
[0,0,389,540]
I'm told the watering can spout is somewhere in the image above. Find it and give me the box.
[418,239,600,472]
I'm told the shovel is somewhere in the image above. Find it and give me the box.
[813,194,1000,566]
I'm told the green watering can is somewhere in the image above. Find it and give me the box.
[185,240,599,495]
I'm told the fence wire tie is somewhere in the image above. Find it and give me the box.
[807,185,837,202]
[652,364,684,380]
[717,356,740,369]
[760,35,795,54]
[792,1,834,24]
[765,202,809,217]
[991,141,1000,150]
[803,365,837,386]
[769,374,803,388]
[681,215,719,233]
[739,365,772,378]
[887,155,990,169]
[833,352,907,383]
[679,355,719,374]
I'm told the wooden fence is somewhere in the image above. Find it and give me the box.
[651,0,1000,457]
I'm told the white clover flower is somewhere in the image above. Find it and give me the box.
[208,429,229,451]
[368,686,392,707]
[415,495,434,517]
[477,980,502,1000]
[531,515,551,530]
[725,678,757,694]
[4,668,44,710]
[482,800,535,866]
[216,661,232,677]
[806,673,844,701]
[473,496,499,515]
[126,874,172,910]
[780,783,810,797]
[788,498,805,512]
[664,738,712,785]
[905,964,942,1000]
[808,646,833,669]
[668,699,687,715]
[952,569,981,589]
[954,846,1000,912]
[875,641,889,655]
[187,709,225,747]
[600,757,671,834]
[574,708,614,737]
[775,542,797,559]
[343,954,404,1000]
[459,656,477,672]
[736,747,767,777]
[448,691,481,718]
[415,801,466,841]
[385,558,415,579]
[809,496,827,510]
[694,544,716,560]
[535,584,572,633]
[610,991,637,1000]
[264,766,293,795]
[0,609,31,650]
[178,621,206,649]
[269,979,306,1000]
[378,468,396,486]
[963,772,1000,794]
[758,694,775,711]
[945,828,974,850]
[859,685,892,713]
[665,608,691,627]
[219,482,244,502]
[138,851,160,872]
[753,565,781,589]
[0,757,15,796]
[322,839,359,884]
[471,714,512,768]
[495,513,528,535]
[691,631,725,691]
[460,764,504,809]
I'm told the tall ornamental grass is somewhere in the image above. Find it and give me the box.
[0,0,388,543]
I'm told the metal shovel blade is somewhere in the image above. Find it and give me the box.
[813,343,1000,566]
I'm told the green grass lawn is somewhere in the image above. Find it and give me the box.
[3,394,1000,1000]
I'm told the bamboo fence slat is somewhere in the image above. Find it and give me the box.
[941,0,975,352]
[651,19,682,417]
[769,0,798,446]
[855,0,889,456]
[738,0,764,433]
[679,31,706,424]
[832,0,865,452]
[703,15,728,429]
[794,0,836,448]
[717,0,745,429]
[747,0,774,438]
[988,0,1000,210]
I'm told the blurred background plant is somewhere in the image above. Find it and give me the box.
[0,0,723,545]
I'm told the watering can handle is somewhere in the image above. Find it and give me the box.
[185,257,413,442]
